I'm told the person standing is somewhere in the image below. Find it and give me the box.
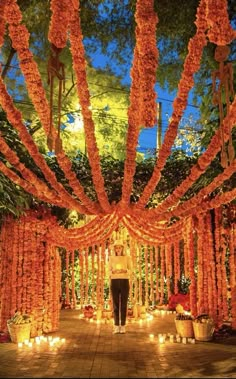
[109,240,132,334]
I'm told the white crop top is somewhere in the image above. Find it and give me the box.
[109,255,132,280]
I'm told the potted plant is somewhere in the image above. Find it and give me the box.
[193,314,215,341]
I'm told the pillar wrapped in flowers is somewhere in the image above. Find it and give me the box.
[0,208,61,336]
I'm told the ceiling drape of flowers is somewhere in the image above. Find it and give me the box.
[0,0,235,244]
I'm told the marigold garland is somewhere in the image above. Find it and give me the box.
[135,0,208,210]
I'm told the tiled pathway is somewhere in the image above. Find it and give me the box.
[0,309,236,378]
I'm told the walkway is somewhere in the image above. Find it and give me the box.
[0,309,236,378]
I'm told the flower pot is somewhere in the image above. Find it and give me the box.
[175,319,194,338]
[7,322,31,343]
[193,321,214,341]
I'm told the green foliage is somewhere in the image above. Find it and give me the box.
[177,276,191,295]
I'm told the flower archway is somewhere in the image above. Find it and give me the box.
[0,0,235,335]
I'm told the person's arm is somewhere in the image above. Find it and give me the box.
[109,256,114,279]
[127,255,133,277]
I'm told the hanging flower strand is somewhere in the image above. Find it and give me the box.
[206,0,236,45]
[0,0,7,48]
[69,0,111,213]
[135,0,208,210]
[3,0,101,215]
[121,0,158,207]
[135,0,158,128]
[48,0,70,48]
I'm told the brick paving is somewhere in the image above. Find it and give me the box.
[0,309,236,378]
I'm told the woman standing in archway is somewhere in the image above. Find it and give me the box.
[109,240,133,334]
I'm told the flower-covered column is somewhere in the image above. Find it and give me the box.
[0,209,61,335]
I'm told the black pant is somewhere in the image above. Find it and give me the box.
[110,279,129,326]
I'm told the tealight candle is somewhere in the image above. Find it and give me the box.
[18,342,23,348]
[159,336,165,344]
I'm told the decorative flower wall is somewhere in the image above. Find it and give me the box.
[0,0,235,333]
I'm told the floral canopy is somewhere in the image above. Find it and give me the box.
[0,0,235,248]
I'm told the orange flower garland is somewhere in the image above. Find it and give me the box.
[134,0,158,128]
[121,0,158,206]
[135,0,208,210]
[48,0,70,48]
[0,0,7,48]
[69,2,111,213]
[206,0,236,45]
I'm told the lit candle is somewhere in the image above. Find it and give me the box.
[182,337,187,344]
[28,342,33,348]
[149,333,154,340]
[159,336,165,344]
[24,339,29,345]
[18,342,23,348]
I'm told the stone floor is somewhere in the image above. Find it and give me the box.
[0,309,236,378]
